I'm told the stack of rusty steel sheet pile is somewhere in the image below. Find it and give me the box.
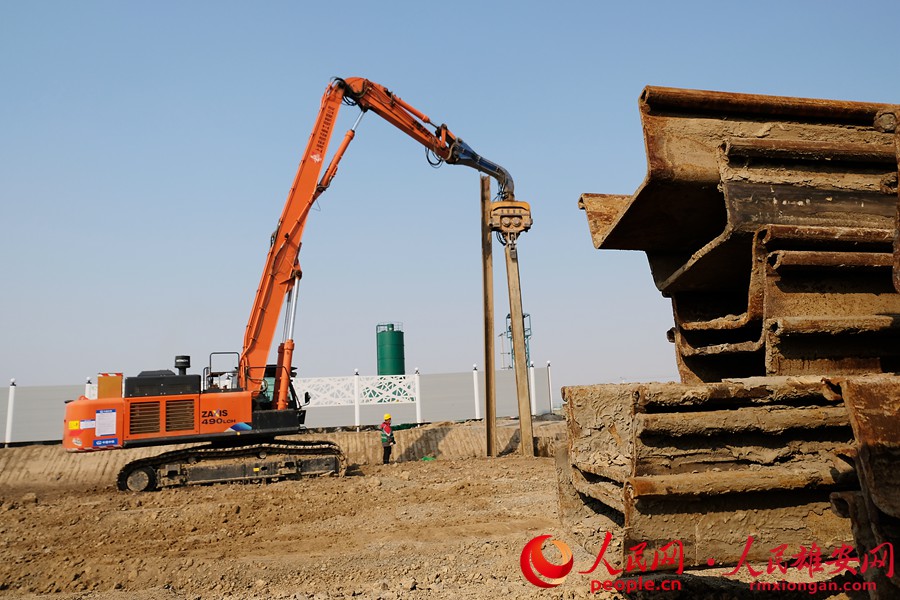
[581,87,900,383]
[560,377,856,567]
[560,86,900,578]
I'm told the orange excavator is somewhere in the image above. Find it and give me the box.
[62,77,528,491]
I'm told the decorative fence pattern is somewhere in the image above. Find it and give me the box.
[298,373,421,425]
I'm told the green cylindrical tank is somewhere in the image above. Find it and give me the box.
[376,322,405,375]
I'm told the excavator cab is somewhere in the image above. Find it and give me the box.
[257,364,306,414]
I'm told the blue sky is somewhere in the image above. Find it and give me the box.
[1,2,898,397]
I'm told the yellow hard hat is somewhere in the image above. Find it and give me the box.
[384,413,392,420]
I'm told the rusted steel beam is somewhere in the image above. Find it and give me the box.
[767,250,893,270]
[635,376,842,409]
[635,438,856,477]
[758,224,893,246]
[641,86,890,123]
[636,406,849,436]
[762,275,900,325]
[677,338,763,358]
[725,138,896,164]
[764,317,900,377]
[722,183,894,234]
[773,316,900,335]
[629,461,856,498]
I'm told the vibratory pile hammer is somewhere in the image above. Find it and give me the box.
[559,86,900,595]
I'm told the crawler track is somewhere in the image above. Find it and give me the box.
[116,439,347,491]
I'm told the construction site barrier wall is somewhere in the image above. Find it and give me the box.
[1,367,552,445]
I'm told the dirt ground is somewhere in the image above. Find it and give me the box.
[0,424,871,599]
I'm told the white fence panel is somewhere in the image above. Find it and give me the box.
[297,376,357,407]
[358,375,416,405]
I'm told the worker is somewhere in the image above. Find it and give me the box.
[379,413,396,465]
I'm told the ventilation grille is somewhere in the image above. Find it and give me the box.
[165,399,195,432]
[129,402,161,435]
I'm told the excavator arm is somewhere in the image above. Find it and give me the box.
[337,78,515,198]
[239,77,521,408]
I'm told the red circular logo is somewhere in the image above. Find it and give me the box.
[520,535,574,588]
